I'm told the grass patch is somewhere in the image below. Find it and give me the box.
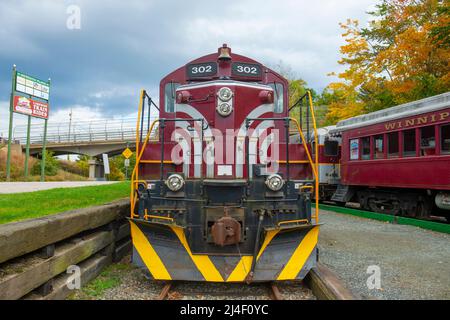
[319,204,450,234]
[0,182,130,224]
[69,262,133,299]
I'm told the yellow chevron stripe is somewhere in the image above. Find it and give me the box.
[226,229,279,282]
[227,256,253,282]
[169,226,224,282]
[277,226,319,280]
[130,221,171,280]
[257,229,279,260]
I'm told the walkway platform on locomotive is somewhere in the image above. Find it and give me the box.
[317,208,450,299]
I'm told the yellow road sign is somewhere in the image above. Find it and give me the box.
[122,148,133,159]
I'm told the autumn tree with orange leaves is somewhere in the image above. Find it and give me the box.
[324,0,450,125]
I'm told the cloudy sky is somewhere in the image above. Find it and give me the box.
[0,0,377,137]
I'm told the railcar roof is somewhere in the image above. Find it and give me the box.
[331,91,450,133]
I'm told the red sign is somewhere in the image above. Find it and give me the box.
[13,95,49,119]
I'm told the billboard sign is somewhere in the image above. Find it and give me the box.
[13,95,49,119]
[15,71,50,101]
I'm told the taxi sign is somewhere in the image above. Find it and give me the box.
[122,148,133,159]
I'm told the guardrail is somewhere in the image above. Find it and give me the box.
[0,199,131,300]
[12,117,159,145]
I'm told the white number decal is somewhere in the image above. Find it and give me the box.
[191,65,212,74]
[236,65,258,74]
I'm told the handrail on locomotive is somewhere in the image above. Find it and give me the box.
[130,89,320,224]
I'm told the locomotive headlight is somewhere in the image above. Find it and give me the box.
[218,87,233,101]
[217,102,233,117]
[265,174,284,191]
[166,174,184,192]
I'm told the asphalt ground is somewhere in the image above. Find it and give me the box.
[0,181,118,194]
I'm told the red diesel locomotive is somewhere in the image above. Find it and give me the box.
[322,92,450,219]
[130,45,320,282]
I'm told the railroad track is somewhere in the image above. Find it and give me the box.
[155,263,356,300]
[157,281,302,300]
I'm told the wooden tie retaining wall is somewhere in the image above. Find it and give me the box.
[0,199,131,300]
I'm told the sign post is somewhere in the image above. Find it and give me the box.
[24,115,31,179]
[40,77,50,182]
[6,67,50,181]
[122,145,133,180]
[6,65,16,181]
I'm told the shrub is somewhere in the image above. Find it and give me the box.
[59,159,86,176]
[31,150,59,176]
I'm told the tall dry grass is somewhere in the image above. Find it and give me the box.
[0,145,87,181]
[0,145,38,181]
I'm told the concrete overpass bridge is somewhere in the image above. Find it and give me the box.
[12,117,158,179]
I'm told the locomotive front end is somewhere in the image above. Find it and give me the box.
[130,45,320,282]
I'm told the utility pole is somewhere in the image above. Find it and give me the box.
[67,108,72,160]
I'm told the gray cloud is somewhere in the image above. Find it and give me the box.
[0,0,377,133]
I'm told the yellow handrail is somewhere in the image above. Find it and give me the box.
[288,90,320,223]
[131,91,320,224]
[130,118,160,217]
[277,219,309,226]
[145,215,174,223]
[307,91,319,223]
[135,90,145,182]
[289,118,318,178]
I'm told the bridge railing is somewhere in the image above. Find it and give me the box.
[12,117,159,145]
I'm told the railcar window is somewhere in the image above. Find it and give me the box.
[361,137,370,160]
[164,82,180,112]
[269,83,284,113]
[440,124,450,154]
[403,129,416,157]
[373,135,384,159]
[420,125,436,156]
[387,132,399,157]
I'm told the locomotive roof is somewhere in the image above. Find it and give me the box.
[331,91,450,133]
[177,80,273,90]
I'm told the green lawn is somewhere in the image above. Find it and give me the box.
[0,182,130,224]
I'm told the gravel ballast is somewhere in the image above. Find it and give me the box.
[316,209,450,300]
[72,208,449,300]
[70,256,315,300]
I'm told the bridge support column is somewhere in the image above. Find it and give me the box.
[88,158,105,181]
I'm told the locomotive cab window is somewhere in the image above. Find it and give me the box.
[164,82,180,112]
[403,129,416,157]
[441,124,450,154]
[420,125,435,156]
[388,132,399,157]
[269,83,284,113]
[361,137,370,160]
[373,135,384,159]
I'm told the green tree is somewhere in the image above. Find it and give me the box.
[324,0,450,124]
[76,155,90,177]
[31,150,59,176]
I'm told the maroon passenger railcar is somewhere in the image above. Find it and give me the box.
[329,92,450,218]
